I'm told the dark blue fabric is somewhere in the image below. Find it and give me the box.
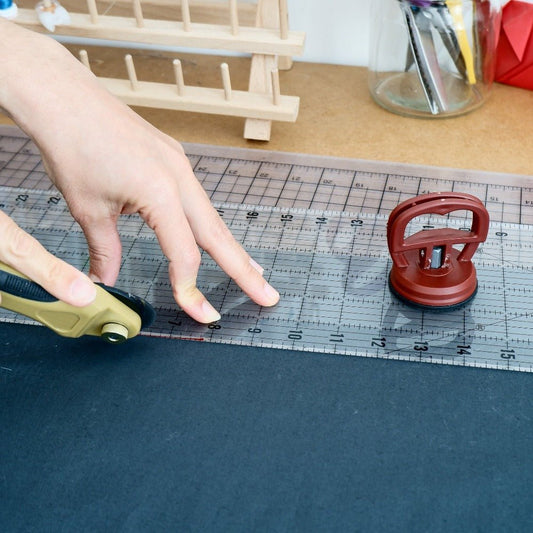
[1,322,532,532]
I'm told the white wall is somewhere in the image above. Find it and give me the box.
[288,0,370,66]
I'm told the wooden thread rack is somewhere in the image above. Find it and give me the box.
[15,0,306,140]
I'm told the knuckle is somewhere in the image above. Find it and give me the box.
[172,285,193,306]
[172,276,198,304]
[201,217,234,252]
[169,250,201,302]
[42,258,67,288]
[232,261,257,285]
[87,242,114,265]
[170,138,186,157]
[180,245,202,272]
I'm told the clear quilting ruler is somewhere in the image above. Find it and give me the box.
[1,124,533,372]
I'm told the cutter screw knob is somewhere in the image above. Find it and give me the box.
[101,323,129,344]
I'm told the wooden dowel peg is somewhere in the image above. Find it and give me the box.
[79,49,91,71]
[229,0,239,36]
[125,54,139,91]
[279,0,289,40]
[173,59,185,96]
[132,0,145,28]
[86,0,98,24]
[220,63,232,101]
[271,68,281,106]
[181,0,191,32]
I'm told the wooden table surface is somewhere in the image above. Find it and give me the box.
[2,44,532,176]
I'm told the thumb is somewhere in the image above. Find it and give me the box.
[0,211,96,307]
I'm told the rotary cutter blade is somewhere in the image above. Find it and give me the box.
[0,261,156,343]
[387,192,490,310]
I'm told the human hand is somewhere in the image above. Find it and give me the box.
[0,20,279,322]
[40,108,280,323]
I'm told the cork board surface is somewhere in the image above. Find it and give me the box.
[2,44,532,176]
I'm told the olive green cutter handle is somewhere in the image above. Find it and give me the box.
[0,261,142,343]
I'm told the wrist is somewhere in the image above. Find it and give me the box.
[0,20,108,147]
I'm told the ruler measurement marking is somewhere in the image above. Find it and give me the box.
[274,163,294,208]
[308,168,324,209]
[518,189,524,224]
[293,215,322,333]
[332,220,358,354]
[245,160,264,201]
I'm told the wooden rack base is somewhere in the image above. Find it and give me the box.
[99,76,299,121]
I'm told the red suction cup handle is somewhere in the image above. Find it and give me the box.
[387,192,490,309]
[387,192,490,269]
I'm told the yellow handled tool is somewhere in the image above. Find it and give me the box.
[446,0,476,84]
[0,261,155,343]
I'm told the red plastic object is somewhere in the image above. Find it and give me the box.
[387,192,490,309]
[495,0,533,91]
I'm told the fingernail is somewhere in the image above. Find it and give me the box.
[70,277,97,306]
[202,300,221,323]
[249,258,264,275]
[263,282,280,303]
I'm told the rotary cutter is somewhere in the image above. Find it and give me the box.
[0,261,156,343]
[387,192,489,310]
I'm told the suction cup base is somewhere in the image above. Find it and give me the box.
[388,274,478,311]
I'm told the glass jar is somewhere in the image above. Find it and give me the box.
[368,0,502,118]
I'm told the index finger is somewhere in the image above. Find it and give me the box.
[139,187,223,324]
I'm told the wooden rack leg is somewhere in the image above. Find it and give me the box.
[244,0,286,141]
[271,68,280,106]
